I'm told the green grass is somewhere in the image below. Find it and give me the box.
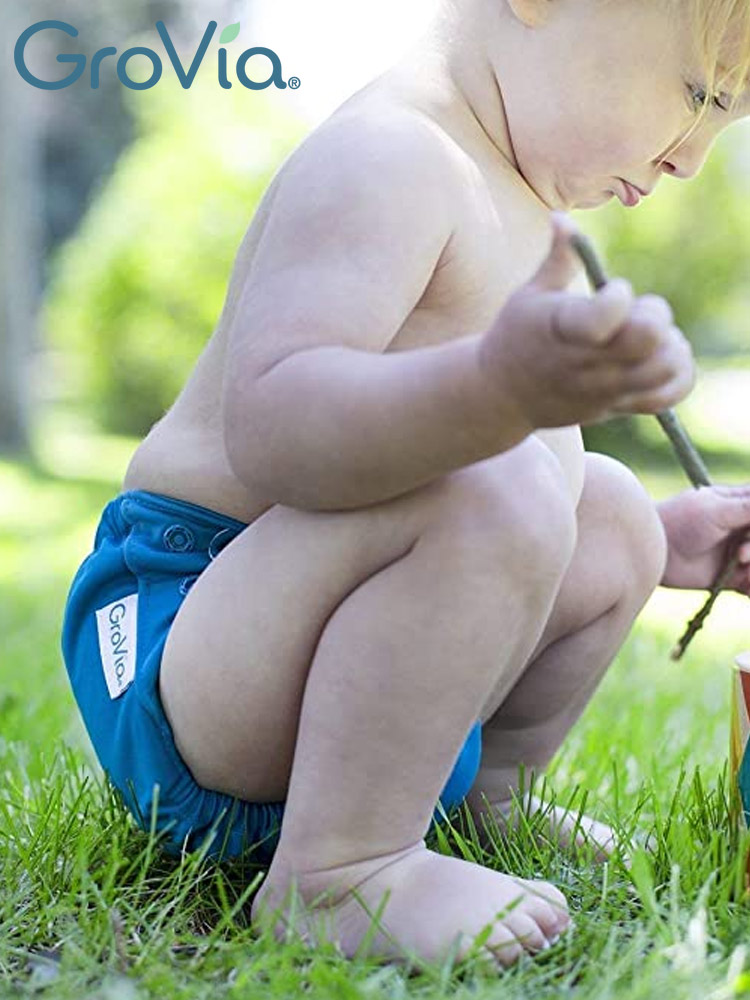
[3,411,750,998]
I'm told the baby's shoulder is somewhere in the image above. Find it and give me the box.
[281,95,467,210]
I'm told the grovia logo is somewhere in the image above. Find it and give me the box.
[14,20,299,91]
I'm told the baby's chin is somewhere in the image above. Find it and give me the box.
[527,183,614,213]
[576,190,617,210]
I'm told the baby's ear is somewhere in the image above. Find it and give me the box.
[505,0,550,28]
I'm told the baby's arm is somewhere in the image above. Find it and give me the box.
[222,113,532,512]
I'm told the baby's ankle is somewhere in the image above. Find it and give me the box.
[264,840,427,907]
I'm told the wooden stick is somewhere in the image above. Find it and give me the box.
[569,230,745,660]
[669,546,742,660]
[654,411,712,489]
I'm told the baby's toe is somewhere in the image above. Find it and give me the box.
[505,912,551,953]
[514,876,568,913]
[518,894,568,940]
[481,927,525,968]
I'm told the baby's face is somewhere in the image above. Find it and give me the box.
[501,0,750,210]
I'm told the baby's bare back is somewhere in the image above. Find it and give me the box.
[122,82,586,521]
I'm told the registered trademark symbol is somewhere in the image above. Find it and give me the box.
[289,76,300,89]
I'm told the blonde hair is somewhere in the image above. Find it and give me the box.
[660,0,750,163]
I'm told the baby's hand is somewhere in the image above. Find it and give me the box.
[478,212,696,429]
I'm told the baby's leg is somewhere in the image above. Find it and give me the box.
[160,437,576,968]
[466,452,668,857]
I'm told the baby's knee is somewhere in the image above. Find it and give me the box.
[432,438,578,573]
[582,453,667,593]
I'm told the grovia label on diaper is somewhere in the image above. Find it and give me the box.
[95,594,138,699]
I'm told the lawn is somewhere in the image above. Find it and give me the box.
[2,406,750,999]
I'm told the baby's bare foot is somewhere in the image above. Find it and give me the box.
[251,839,570,969]
[468,792,625,862]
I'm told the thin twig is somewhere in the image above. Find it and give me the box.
[654,411,712,488]
[569,230,745,660]
[669,546,742,660]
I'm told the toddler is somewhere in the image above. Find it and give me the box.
[61,0,750,971]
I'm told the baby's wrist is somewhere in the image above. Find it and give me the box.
[472,335,537,444]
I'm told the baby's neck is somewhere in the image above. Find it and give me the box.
[377,0,542,206]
